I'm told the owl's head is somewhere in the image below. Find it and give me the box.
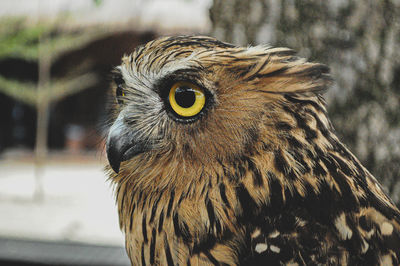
[106,36,331,181]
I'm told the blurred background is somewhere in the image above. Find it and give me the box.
[0,0,399,265]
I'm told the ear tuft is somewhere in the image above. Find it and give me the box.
[243,47,333,96]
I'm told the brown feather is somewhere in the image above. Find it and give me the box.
[106,36,400,265]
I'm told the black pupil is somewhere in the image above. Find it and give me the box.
[175,86,196,108]
[116,86,123,97]
[116,85,123,104]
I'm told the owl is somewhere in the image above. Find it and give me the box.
[106,36,400,265]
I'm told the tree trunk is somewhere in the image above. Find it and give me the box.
[34,34,51,202]
[209,0,400,204]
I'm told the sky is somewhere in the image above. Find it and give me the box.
[0,0,212,32]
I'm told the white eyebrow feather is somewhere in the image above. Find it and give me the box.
[118,51,202,94]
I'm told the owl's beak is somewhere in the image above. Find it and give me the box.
[106,113,147,173]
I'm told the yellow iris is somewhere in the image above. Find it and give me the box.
[169,81,205,117]
[116,85,125,104]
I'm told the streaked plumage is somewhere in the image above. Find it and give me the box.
[105,36,400,265]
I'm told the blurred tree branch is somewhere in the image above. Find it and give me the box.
[0,76,36,105]
[0,19,103,62]
[0,73,97,106]
[0,18,103,201]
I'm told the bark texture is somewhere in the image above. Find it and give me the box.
[210,0,400,204]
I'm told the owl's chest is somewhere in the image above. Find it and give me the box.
[121,193,357,266]
[122,191,244,265]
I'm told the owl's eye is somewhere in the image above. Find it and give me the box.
[116,85,125,104]
[168,81,205,117]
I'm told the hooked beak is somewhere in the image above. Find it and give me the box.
[106,113,148,173]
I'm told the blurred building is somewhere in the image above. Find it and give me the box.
[0,0,211,154]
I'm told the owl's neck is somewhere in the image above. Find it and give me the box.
[113,94,399,264]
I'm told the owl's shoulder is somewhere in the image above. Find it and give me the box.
[237,201,400,265]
